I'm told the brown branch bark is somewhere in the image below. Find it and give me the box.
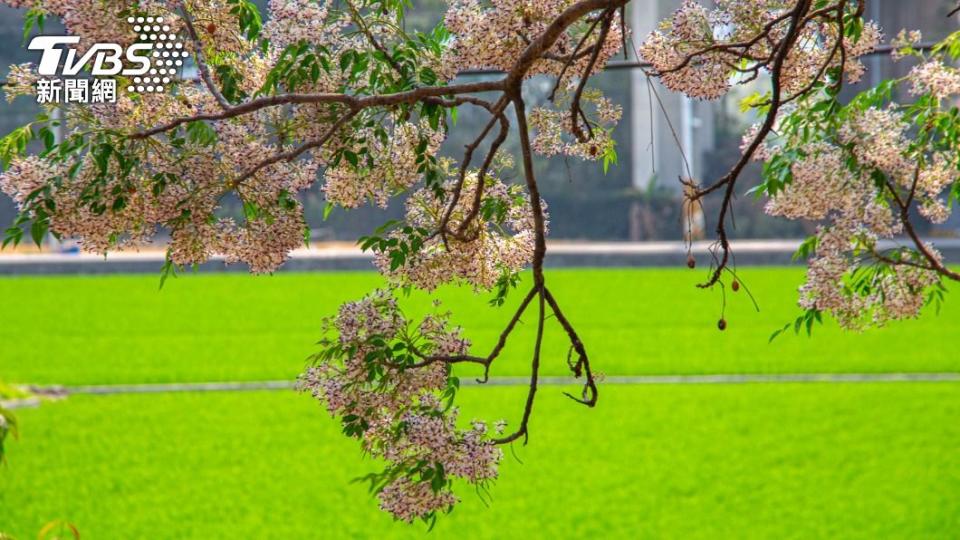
[694,0,813,289]
[128,0,651,449]
[180,6,231,110]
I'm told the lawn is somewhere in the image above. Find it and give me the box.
[2,383,959,539]
[1,269,957,538]
[1,268,959,385]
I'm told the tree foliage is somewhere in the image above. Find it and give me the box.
[1,0,958,524]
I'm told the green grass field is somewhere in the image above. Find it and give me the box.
[2,385,959,539]
[1,268,959,385]
[1,269,958,538]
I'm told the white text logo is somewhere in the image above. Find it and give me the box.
[27,16,188,104]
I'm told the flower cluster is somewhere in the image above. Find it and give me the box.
[891,29,924,61]
[299,290,503,523]
[322,120,445,209]
[2,0,175,49]
[443,0,625,81]
[841,107,955,225]
[0,155,61,207]
[747,22,960,330]
[185,0,253,55]
[442,0,626,166]
[795,229,940,329]
[529,90,622,160]
[0,0,575,281]
[761,104,949,329]
[908,61,960,100]
[263,0,335,50]
[639,0,731,99]
[0,0,339,272]
[641,0,881,100]
[375,172,542,292]
[3,63,38,103]
[834,21,882,84]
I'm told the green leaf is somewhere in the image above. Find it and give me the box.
[159,252,179,290]
[739,91,771,113]
[602,141,618,174]
[768,323,790,343]
[793,235,819,261]
[214,65,247,104]
[186,121,218,146]
[112,195,127,212]
[30,218,47,247]
[22,7,45,45]
[344,150,359,167]
[227,0,263,41]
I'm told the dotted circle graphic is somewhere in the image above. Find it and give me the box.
[125,16,190,95]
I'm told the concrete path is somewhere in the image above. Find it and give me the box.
[4,239,960,274]
[48,372,960,396]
